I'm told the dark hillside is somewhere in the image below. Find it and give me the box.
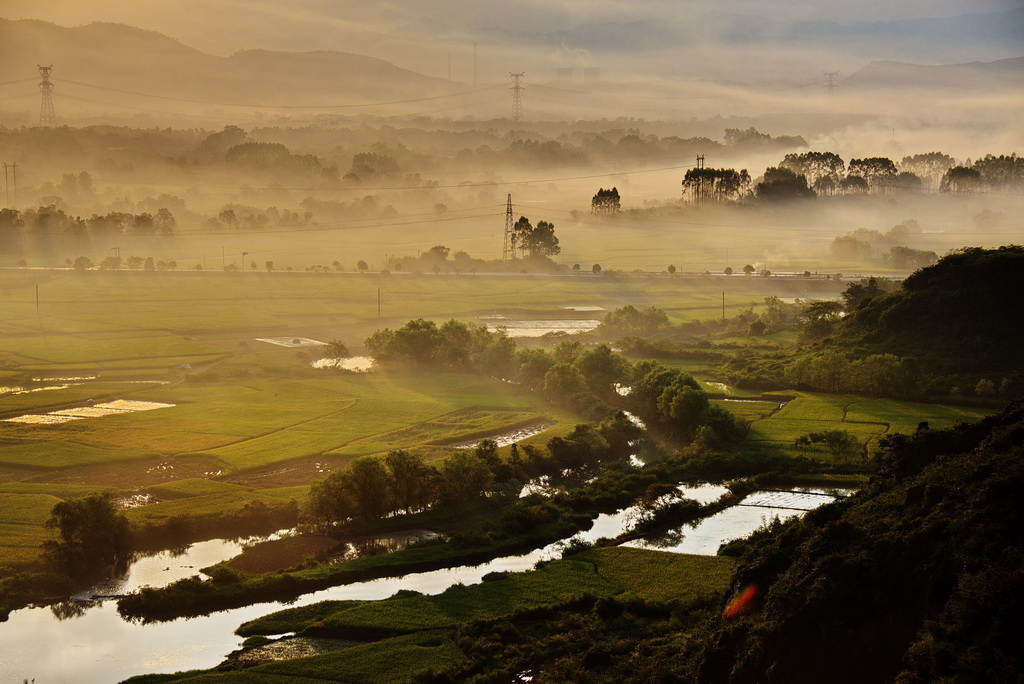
[837,245,1024,374]
[659,401,1024,683]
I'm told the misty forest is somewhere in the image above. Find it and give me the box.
[0,1,1023,682]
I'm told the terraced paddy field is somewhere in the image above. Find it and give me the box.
[739,392,994,461]
[0,269,994,572]
[0,370,570,568]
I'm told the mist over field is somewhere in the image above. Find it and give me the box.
[0,0,1021,275]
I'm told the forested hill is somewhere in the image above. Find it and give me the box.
[658,400,1024,682]
[837,245,1024,373]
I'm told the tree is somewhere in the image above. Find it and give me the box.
[667,264,676,276]
[901,152,956,191]
[724,266,733,276]
[743,264,755,276]
[592,264,602,274]
[574,344,630,396]
[42,493,132,574]
[521,220,560,258]
[840,175,869,194]
[73,256,93,271]
[975,378,996,397]
[841,276,894,310]
[346,456,391,520]
[971,154,1024,190]
[780,151,845,186]
[512,216,533,257]
[597,305,670,338]
[682,167,751,204]
[543,363,590,406]
[356,260,369,272]
[591,187,621,215]
[755,167,815,202]
[941,166,982,194]
[265,260,274,272]
[321,339,349,362]
[848,157,898,192]
[384,450,435,514]
[437,451,493,505]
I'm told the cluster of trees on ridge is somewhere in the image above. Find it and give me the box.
[679,150,1023,205]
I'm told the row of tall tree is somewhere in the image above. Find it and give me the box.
[678,150,1021,205]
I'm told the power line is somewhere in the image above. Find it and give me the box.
[58,77,504,109]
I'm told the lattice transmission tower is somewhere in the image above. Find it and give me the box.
[38,65,57,127]
[503,194,515,260]
[822,71,839,111]
[509,72,524,123]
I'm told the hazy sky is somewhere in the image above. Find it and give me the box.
[5,0,1022,55]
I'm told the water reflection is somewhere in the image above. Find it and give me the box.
[50,599,99,621]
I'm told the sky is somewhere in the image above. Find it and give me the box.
[4,0,1022,57]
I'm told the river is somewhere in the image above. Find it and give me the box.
[0,484,844,683]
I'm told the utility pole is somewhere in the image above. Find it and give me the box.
[502,194,515,260]
[3,162,18,207]
[722,291,725,320]
[509,72,524,124]
[823,71,839,112]
[473,43,478,86]
[377,288,381,318]
[38,65,57,127]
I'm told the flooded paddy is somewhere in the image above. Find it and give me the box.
[2,399,175,425]
[448,420,554,448]
[311,355,374,371]
[485,319,601,337]
[623,488,853,556]
[255,336,325,348]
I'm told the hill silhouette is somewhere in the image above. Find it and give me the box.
[836,246,1024,375]
[662,400,1024,683]
[0,19,467,115]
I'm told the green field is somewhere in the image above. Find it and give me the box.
[742,392,993,461]
[0,269,995,571]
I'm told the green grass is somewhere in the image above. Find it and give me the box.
[0,442,153,469]
[739,392,997,461]
[844,398,992,435]
[157,547,735,682]
[582,546,736,603]
[0,493,59,568]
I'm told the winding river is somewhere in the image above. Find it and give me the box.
[0,484,844,683]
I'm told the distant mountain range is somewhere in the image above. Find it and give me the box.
[846,56,1024,89]
[503,8,1024,65]
[0,17,1019,121]
[0,19,467,112]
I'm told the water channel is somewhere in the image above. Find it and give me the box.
[0,484,846,683]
